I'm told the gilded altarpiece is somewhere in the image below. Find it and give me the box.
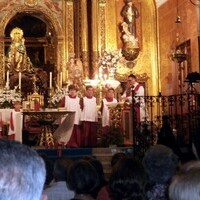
[0,1,64,87]
[0,0,159,98]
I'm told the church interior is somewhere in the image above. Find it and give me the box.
[0,0,199,154]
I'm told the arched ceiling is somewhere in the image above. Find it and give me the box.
[5,13,47,37]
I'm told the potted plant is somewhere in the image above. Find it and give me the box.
[97,126,125,147]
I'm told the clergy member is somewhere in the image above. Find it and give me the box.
[121,74,147,122]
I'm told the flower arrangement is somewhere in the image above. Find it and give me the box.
[98,50,122,81]
[49,88,68,107]
[99,50,122,70]
[0,87,21,108]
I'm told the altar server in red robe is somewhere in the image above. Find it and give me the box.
[80,85,98,147]
[100,88,118,127]
[60,85,81,147]
[8,101,23,141]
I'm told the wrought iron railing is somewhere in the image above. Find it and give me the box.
[109,93,200,158]
[132,93,200,157]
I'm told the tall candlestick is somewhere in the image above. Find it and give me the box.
[60,72,63,88]
[19,72,21,89]
[49,72,52,89]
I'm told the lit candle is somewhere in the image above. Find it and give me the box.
[19,72,21,89]
[49,72,52,89]
[6,70,9,83]
[60,72,63,88]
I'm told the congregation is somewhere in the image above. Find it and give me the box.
[0,139,199,200]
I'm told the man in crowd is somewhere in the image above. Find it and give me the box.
[0,139,46,200]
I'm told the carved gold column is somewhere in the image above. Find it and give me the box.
[91,0,99,79]
[81,0,89,79]
[0,35,5,86]
[98,0,106,53]
[65,0,74,83]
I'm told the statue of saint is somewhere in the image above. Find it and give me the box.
[121,0,139,37]
[121,22,138,47]
[6,27,33,73]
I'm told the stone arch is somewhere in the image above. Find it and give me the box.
[0,5,64,85]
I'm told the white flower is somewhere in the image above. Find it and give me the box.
[112,58,116,63]
[99,50,121,68]
[0,88,21,107]
[50,88,68,105]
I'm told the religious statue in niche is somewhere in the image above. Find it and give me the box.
[5,27,47,97]
[120,0,140,61]
[5,27,34,74]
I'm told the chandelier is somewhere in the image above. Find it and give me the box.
[170,0,187,63]
[169,0,187,94]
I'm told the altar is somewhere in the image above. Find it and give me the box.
[22,110,75,148]
[0,108,22,142]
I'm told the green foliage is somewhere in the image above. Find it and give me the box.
[97,126,125,147]
[0,100,13,108]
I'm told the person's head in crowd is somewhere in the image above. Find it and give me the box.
[83,156,107,198]
[111,152,126,168]
[53,157,73,182]
[68,84,78,97]
[177,160,200,174]
[143,144,179,185]
[109,157,147,200]
[83,156,105,184]
[169,161,200,200]
[68,159,99,198]
[0,139,46,200]
[40,154,54,188]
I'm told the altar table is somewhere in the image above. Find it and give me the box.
[22,110,75,148]
[0,109,23,142]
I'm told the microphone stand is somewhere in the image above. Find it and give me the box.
[131,85,138,157]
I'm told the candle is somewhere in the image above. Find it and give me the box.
[19,72,21,89]
[60,72,63,88]
[6,70,9,83]
[49,72,52,89]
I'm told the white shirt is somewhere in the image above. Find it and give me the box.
[102,98,118,127]
[80,96,98,122]
[64,95,81,125]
